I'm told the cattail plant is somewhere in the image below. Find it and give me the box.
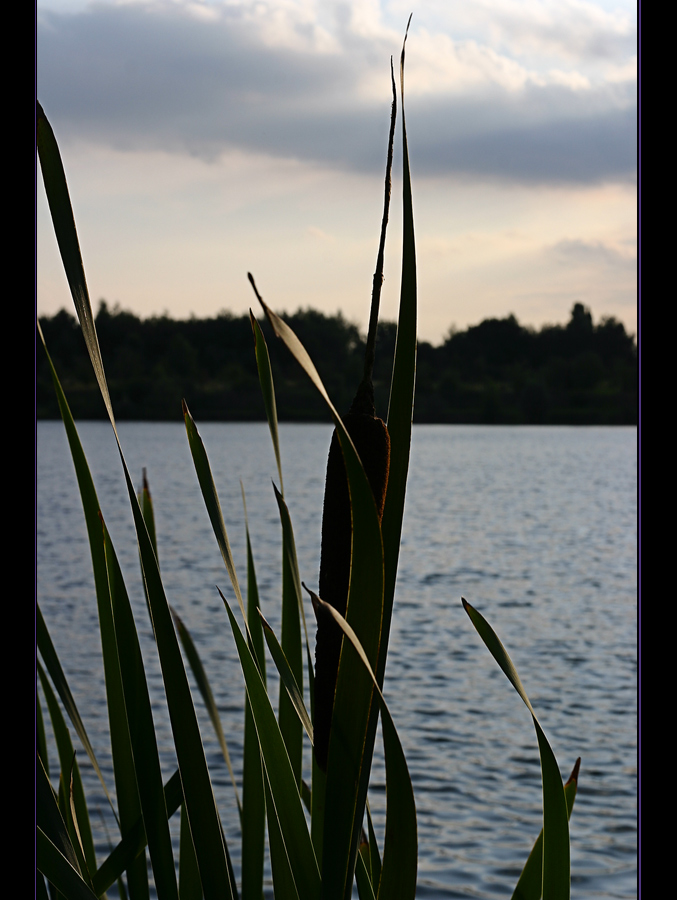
[37,21,580,900]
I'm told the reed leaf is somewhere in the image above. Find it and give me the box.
[221,590,321,900]
[37,690,49,778]
[101,514,180,900]
[355,847,377,900]
[179,803,202,900]
[37,604,115,818]
[274,481,304,787]
[305,588,417,900]
[138,467,242,818]
[65,757,93,886]
[37,103,114,427]
[37,329,148,877]
[264,768,301,900]
[37,750,96,899]
[366,801,382,894]
[183,400,245,614]
[241,488,267,900]
[260,610,314,744]
[251,308,307,787]
[123,464,236,900]
[37,662,97,878]
[462,599,570,900]
[92,770,183,897]
[512,759,581,900]
[251,311,284,494]
[37,827,99,900]
[173,609,242,818]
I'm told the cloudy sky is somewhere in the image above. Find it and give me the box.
[37,0,637,344]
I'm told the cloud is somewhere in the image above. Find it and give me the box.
[477,0,636,62]
[416,0,637,64]
[37,0,636,183]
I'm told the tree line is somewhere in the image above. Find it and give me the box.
[37,301,636,424]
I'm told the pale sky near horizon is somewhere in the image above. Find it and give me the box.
[37,0,637,345]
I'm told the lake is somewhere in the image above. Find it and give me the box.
[37,421,637,899]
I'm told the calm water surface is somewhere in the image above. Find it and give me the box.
[37,422,637,899]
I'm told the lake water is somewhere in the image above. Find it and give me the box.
[37,421,637,899]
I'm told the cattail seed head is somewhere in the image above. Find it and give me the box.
[313,411,390,771]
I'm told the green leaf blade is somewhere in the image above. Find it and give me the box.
[241,498,267,900]
[101,517,180,900]
[37,663,97,879]
[307,591,417,900]
[260,610,314,744]
[512,759,580,900]
[462,599,570,900]
[222,593,321,900]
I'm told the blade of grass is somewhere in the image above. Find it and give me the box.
[251,311,314,683]
[179,803,202,900]
[183,400,244,615]
[355,845,377,900]
[37,827,99,900]
[65,755,93,887]
[117,470,237,900]
[173,609,242,819]
[511,760,581,900]
[37,663,97,878]
[100,514,180,900]
[273,482,305,787]
[264,764,301,900]
[37,753,85,884]
[36,871,49,900]
[137,469,243,820]
[37,103,115,429]
[92,769,183,897]
[259,610,314,743]
[138,470,158,561]
[137,470,159,622]
[251,311,284,494]
[366,801,382,893]
[462,598,570,900]
[251,308,308,787]
[273,483,314,684]
[37,690,49,777]
[221,590,321,900]
[241,485,267,900]
[37,604,116,817]
[305,588,417,900]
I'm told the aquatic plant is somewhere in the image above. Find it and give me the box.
[36,28,579,900]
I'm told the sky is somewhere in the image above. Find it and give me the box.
[36,0,637,345]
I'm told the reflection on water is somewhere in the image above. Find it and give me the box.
[37,422,637,899]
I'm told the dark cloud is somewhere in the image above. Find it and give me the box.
[407,91,636,183]
[37,3,636,184]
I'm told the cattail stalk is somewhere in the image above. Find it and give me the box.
[313,61,397,772]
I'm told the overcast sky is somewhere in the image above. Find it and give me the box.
[37,0,637,344]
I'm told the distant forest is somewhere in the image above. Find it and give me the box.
[38,301,637,425]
